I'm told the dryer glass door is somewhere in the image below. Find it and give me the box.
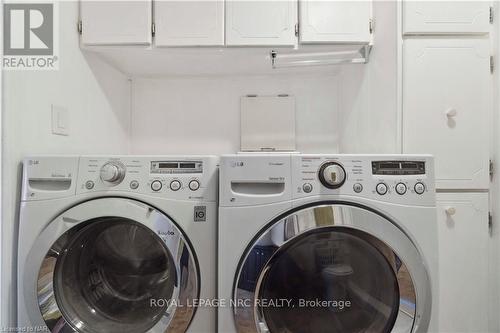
[234,203,431,333]
[34,198,199,333]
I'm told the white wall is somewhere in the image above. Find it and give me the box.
[339,1,398,153]
[131,74,340,155]
[1,2,131,327]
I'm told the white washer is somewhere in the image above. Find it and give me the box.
[18,155,218,333]
[218,154,438,333]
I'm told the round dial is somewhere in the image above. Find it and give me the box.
[100,162,125,185]
[318,162,346,189]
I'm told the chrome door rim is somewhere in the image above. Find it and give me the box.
[30,197,199,333]
[233,202,432,333]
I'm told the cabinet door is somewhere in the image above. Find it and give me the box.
[299,0,372,44]
[80,1,152,46]
[225,1,297,46]
[154,1,224,46]
[404,1,491,35]
[437,192,489,332]
[403,38,491,190]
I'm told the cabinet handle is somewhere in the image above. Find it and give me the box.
[445,207,456,216]
[445,108,457,118]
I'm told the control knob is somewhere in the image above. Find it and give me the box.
[318,162,346,189]
[100,162,125,185]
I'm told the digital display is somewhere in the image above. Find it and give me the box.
[151,161,203,174]
[372,161,425,175]
[379,162,399,169]
[402,162,418,169]
[159,162,178,169]
[180,163,196,169]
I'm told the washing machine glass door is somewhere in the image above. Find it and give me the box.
[35,198,198,333]
[234,203,431,333]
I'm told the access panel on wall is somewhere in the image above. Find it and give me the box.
[403,38,491,190]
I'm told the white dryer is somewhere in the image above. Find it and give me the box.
[218,154,438,333]
[18,155,218,333]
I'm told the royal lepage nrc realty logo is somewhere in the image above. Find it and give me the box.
[3,2,59,70]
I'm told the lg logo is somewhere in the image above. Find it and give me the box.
[194,206,207,222]
[3,3,53,56]
[231,161,244,167]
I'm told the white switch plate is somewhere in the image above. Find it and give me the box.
[51,104,69,136]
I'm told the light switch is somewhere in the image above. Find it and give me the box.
[51,104,69,136]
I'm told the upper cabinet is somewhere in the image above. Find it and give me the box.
[225,1,298,46]
[79,0,374,72]
[154,1,224,47]
[80,0,373,47]
[403,1,491,35]
[403,38,491,190]
[299,1,372,44]
[80,1,152,46]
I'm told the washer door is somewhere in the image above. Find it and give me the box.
[234,203,432,333]
[32,198,198,333]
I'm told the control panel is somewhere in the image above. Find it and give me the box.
[16,156,213,203]
[293,154,435,206]
[73,156,217,201]
[21,156,217,202]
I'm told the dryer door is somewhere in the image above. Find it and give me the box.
[234,203,432,333]
[27,197,199,333]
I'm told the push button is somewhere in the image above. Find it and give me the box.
[353,183,363,193]
[170,180,181,191]
[151,180,162,192]
[302,183,313,193]
[85,180,94,190]
[189,180,200,191]
[414,182,426,195]
[130,180,139,190]
[395,183,407,195]
[376,183,388,195]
